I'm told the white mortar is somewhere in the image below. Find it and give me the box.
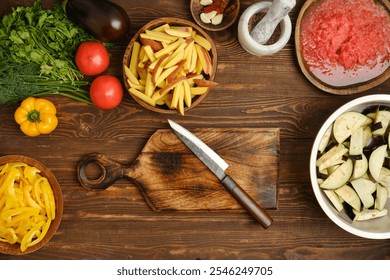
[238,1,292,56]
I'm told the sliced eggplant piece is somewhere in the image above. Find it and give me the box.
[327,164,341,175]
[371,121,383,133]
[333,112,371,144]
[378,167,390,192]
[316,144,348,171]
[324,190,344,212]
[351,178,377,193]
[375,184,388,211]
[363,126,373,147]
[368,144,388,181]
[353,208,388,221]
[318,124,333,153]
[317,167,329,180]
[361,105,379,117]
[372,110,390,136]
[349,127,364,156]
[335,184,361,211]
[348,154,363,160]
[350,178,376,208]
[351,154,368,180]
[366,112,377,120]
[328,158,346,168]
[320,159,353,190]
[333,112,372,143]
[363,134,386,158]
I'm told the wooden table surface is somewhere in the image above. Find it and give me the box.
[1,0,389,260]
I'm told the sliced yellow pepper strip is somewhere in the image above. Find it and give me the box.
[0,166,20,198]
[23,183,41,210]
[0,163,9,176]
[20,227,40,252]
[39,178,52,220]
[24,166,41,185]
[0,222,18,245]
[33,179,46,209]
[27,219,51,249]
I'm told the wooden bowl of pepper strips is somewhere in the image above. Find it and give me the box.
[0,155,63,255]
[190,0,240,31]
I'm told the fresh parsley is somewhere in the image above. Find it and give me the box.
[0,0,97,82]
[0,60,92,104]
[0,0,107,104]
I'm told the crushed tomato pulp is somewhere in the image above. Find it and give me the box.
[300,0,390,86]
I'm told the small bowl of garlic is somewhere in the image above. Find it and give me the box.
[190,0,240,31]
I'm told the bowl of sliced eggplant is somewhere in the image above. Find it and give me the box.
[310,94,390,239]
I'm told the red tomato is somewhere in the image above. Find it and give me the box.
[90,75,123,109]
[75,42,110,76]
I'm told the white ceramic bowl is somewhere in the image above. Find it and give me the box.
[310,94,390,239]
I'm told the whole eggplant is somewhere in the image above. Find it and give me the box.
[65,0,131,42]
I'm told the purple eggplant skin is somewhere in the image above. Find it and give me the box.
[65,0,131,42]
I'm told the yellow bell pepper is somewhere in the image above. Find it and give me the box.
[14,97,58,137]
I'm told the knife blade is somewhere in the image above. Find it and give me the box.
[168,120,273,228]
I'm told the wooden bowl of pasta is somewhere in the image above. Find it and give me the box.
[122,17,218,116]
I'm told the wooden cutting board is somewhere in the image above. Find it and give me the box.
[78,128,280,211]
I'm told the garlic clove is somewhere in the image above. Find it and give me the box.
[200,0,213,6]
[211,14,223,25]
[200,13,211,23]
[204,10,217,19]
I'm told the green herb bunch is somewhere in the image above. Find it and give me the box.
[0,0,96,82]
[0,0,112,105]
[0,60,92,105]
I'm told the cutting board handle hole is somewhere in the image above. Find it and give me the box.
[82,161,105,181]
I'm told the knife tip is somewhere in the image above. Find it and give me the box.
[167,119,175,127]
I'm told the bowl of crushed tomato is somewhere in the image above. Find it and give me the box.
[295,0,390,95]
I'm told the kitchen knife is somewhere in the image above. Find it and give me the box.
[168,120,273,228]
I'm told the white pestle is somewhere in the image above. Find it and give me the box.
[250,0,296,45]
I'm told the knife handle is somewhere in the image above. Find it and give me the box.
[222,175,273,229]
